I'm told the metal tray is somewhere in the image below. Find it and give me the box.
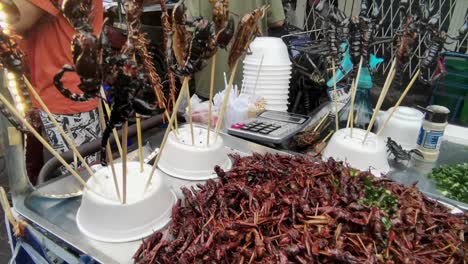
[11,126,468,263]
[12,127,290,264]
[386,139,468,211]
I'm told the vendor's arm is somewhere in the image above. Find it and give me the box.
[267,0,286,28]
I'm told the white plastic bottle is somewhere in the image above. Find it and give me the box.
[415,105,450,162]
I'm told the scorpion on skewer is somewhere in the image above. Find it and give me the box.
[173,18,218,77]
[53,0,105,102]
[418,15,468,84]
[170,0,234,78]
[391,0,420,89]
[51,0,165,165]
[315,0,349,78]
[100,0,166,165]
[359,0,381,73]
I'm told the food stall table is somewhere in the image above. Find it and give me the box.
[5,122,468,263]
[8,126,291,263]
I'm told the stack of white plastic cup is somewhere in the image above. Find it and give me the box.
[242,37,292,112]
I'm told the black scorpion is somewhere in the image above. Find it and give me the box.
[387,137,423,162]
[419,14,468,84]
[173,18,217,77]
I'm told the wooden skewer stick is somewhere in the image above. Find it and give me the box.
[322,129,334,143]
[215,60,240,142]
[0,93,91,190]
[348,57,363,138]
[377,69,421,136]
[145,78,189,193]
[0,186,27,237]
[363,58,397,143]
[207,54,216,146]
[97,103,121,202]
[122,121,128,204]
[313,112,329,132]
[331,61,339,131]
[252,55,264,96]
[136,113,144,172]
[100,88,123,158]
[346,79,356,128]
[164,110,178,139]
[24,77,98,182]
[185,77,195,145]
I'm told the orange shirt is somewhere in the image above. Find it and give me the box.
[26,0,103,114]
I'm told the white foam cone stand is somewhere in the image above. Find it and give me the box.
[158,127,232,180]
[242,37,292,110]
[322,128,390,177]
[76,162,176,243]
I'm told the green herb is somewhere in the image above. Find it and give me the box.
[428,163,468,203]
[361,177,398,216]
[382,217,392,231]
[349,168,359,177]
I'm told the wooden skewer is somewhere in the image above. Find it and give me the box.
[0,93,91,190]
[122,121,128,204]
[377,69,421,136]
[207,54,216,146]
[97,103,121,202]
[349,57,363,138]
[252,55,265,96]
[164,110,178,139]
[313,112,329,132]
[24,77,98,182]
[185,77,195,145]
[215,60,240,142]
[145,78,189,193]
[363,58,397,143]
[0,186,27,236]
[106,144,120,202]
[346,79,356,128]
[136,113,144,172]
[331,61,339,131]
[100,88,123,158]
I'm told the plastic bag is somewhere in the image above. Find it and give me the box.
[184,94,219,125]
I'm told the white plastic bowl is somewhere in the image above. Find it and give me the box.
[243,64,292,72]
[76,162,176,242]
[242,79,290,86]
[246,89,289,95]
[243,58,292,67]
[242,84,290,91]
[376,106,424,150]
[322,128,390,177]
[244,37,291,65]
[243,70,292,77]
[243,75,292,82]
[158,127,232,180]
